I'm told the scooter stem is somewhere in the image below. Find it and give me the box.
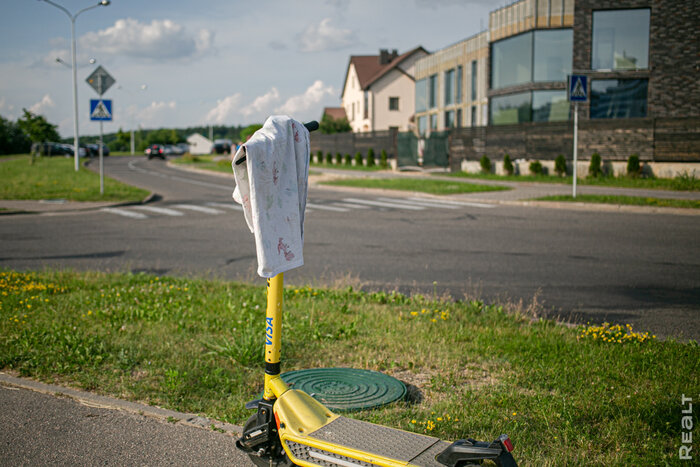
[264,273,288,400]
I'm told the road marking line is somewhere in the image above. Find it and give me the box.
[306,203,349,212]
[172,204,224,214]
[378,197,460,209]
[342,198,425,210]
[100,208,148,219]
[332,202,370,209]
[407,197,495,208]
[206,202,243,211]
[133,206,184,216]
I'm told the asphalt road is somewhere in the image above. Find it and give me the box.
[1,156,698,340]
[0,377,248,466]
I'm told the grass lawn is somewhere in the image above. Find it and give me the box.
[442,171,700,191]
[321,177,509,195]
[0,155,149,202]
[536,194,700,209]
[170,154,233,174]
[1,269,696,466]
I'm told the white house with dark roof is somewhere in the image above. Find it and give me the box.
[341,47,428,133]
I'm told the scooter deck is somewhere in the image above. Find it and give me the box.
[284,415,451,466]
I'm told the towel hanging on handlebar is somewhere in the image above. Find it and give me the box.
[232,115,310,278]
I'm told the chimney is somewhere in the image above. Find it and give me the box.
[391,49,399,61]
[379,49,390,65]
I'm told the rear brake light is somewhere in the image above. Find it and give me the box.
[499,434,514,452]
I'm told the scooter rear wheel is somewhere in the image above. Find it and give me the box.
[242,413,294,467]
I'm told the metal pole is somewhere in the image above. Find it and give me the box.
[71,17,80,171]
[130,128,135,155]
[99,120,104,195]
[573,102,578,199]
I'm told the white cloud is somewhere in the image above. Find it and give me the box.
[206,94,243,125]
[275,80,336,116]
[139,100,177,125]
[80,18,213,60]
[28,94,55,115]
[297,18,357,53]
[241,88,280,117]
[0,97,16,118]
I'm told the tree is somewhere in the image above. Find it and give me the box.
[111,127,131,152]
[0,115,30,155]
[17,109,59,144]
[240,124,263,142]
[319,114,352,134]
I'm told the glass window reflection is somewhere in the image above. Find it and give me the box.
[491,92,531,125]
[415,79,427,113]
[491,32,532,89]
[532,91,570,122]
[534,30,573,82]
[590,79,648,119]
[592,9,650,70]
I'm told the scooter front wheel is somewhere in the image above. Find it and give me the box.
[242,413,294,467]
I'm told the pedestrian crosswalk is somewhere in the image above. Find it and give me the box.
[99,197,495,220]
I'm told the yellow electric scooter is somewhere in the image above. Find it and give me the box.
[235,121,518,467]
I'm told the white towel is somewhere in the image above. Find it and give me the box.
[232,115,310,278]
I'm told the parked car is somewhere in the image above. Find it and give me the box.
[64,144,88,158]
[31,142,71,157]
[165,144,185,156]
[145,144,166,159]
[86,143,110,157]
[212,139,232,155]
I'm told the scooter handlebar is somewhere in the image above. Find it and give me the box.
[234,121,318,166]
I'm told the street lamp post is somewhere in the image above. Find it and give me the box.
[116,84,148,155]
[39,0,110,172]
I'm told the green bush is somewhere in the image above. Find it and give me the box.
[529,160,543,175]
[367,148,376,167]
[316,150,322,164]
[502,154,514,175]
[480,155,491,174]
[335,152,343,164]
[555,154,567,177]
[325,152,333,164]
[344,154,351,165]
[380,149,388,169]
[627,154,641,177]
[354,152,363,166]
[589,152,603,178]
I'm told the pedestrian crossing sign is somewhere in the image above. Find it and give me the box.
[90,99,113,121]
[568,75,588,102]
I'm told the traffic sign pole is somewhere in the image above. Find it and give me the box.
[573,102,578,199]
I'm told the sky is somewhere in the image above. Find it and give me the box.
[0,0,494,137]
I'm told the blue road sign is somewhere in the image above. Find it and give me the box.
[89,99,113,121]
[568,75,588,102]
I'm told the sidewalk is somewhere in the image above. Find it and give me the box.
[0,372,248,466]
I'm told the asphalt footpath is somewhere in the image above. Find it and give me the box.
[0,372,250,466]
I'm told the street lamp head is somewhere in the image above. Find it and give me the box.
[99,0,110,5]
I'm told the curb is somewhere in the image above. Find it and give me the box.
[0,372,242,436]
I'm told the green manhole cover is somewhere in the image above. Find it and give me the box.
[280,368,406,412]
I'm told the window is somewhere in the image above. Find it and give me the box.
[456,108,462,127]
[534,29,573,82]
[490,92,532,125]
[430,114,438,130]
[351,103,355,121]
[444,69,455,106]
[492,30,573,88]
[429,74,438,109]
[471,60,478,100]
[532,91,570,122]
[471,106,476,127]
[592,9,650,70]
[415,78,427,113]
[418,116,427,136]
[389,97,399,111]
[445,110,455,128]
[590,79,648,119]
[456,66,463,104]
[491,32,532,89]
[363,92,369,119]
